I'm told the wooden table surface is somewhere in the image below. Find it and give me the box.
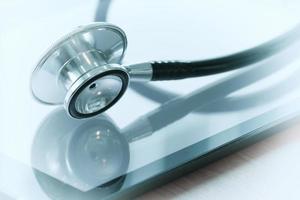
[137,121,300,200]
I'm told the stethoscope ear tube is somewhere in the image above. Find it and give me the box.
[150,23,300,81]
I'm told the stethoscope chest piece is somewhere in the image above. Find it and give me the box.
[31,23,129,118]
[31,19,297,119]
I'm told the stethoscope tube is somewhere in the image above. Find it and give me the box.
[150,32,296,80]
[95,0,300,81]
[31,0,300,119]
[134,22,300,81]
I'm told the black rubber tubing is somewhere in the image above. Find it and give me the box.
[151,23,300,81]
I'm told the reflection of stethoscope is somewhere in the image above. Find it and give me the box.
[31,48,300,198]
[31,108,155,200]
[31,109,129,191]
[30,0,300,119]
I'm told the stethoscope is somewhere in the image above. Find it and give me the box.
[30,1,300,119]
[31,57,300,199]
[32,48,300,190]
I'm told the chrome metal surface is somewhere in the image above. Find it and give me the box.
[126,62,153,81]
[57,49,108,90]
[64,64,129,117]
[31,22,127,105]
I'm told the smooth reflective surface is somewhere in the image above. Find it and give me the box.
[2,0,300,200]
[74,75,123,114]
[31,23,127,105]
[31,109,129,191]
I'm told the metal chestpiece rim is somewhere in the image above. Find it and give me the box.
[31,22,129,118]
[65,64,129,118]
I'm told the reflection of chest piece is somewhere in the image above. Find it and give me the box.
[31,23,148,119]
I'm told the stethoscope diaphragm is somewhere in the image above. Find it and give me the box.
[31,23,129,118]
[31,21,300,119]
